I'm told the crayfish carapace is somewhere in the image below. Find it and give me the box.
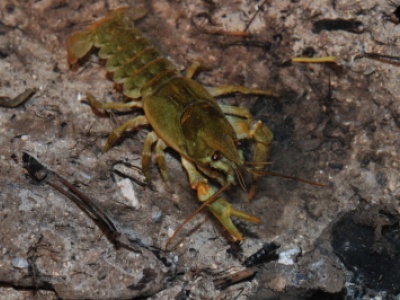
[67,7,278,243]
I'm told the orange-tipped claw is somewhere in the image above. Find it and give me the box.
[207,197,260,241]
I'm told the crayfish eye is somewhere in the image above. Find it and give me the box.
[236,140,243,148]
[211,150,222,161]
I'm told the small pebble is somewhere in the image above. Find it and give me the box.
[12,256,29,269]
[278,247,301,265]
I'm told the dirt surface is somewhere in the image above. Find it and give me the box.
[1,0,400,299]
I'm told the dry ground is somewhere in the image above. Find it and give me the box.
[1,0,400,299]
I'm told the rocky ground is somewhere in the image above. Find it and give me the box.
[1,0,400,299]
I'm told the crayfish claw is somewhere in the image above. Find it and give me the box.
[207,198,260,241]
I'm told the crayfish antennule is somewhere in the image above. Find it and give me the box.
[235,168,247,192]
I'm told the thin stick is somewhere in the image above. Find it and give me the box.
[292,56,337,63]
[244,0,267,32]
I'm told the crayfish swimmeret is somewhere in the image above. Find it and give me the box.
[67,7,276,242]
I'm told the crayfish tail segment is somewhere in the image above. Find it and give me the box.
[67,29,94,65]
[67,7,148,66]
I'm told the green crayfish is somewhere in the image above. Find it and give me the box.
[67,7,277,243]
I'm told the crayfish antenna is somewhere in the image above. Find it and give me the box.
[165,182,231,250]
[249,167,332,188]
[245,161,272,167]
[243,162,331,199]
[263,170,332,188]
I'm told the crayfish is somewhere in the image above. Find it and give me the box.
[67,7,277,243]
